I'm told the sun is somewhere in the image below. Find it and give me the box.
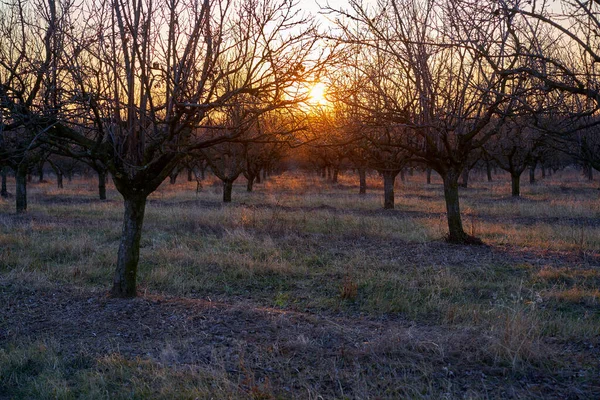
[309,82,328,105]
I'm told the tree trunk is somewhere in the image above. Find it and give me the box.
[187,168,193,182]
[459,168,469,188]
[442,168,472,244]
[38,165,45,182]
[262,168,267,181]
[255,171,261,184]
[587,165,593,181]
[1,169,7,198]
[321,167,326,179]
[111,194,147,298]
[383,170,398,209]
[400,168,405,182]
[486,161,493,182]
[16,167,27,213]
[327,166,332,181]
[57,171,64,189]
[541,165,546,178]
[358,167,367,195]
[246,175,254,192]
[511,173,521,197]
[98,170,107,200]
[169,173,177,184]
[426,167,432,184]
[332,168,339,183]
[529,164,536,184]
[223,180,233,203]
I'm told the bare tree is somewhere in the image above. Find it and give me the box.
[326,0,519,243]
[0,0,66,212]
[36,0,325,297]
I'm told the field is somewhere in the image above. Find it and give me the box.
[1,170,599,399]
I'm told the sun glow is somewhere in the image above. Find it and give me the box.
[309,82,328,105]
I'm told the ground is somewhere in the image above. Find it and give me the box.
[0,170,599,399]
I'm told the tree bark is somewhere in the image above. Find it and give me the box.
[529,164,536,184]
[38,164,45,182]
[57,171,63,189]
[426,167,432,184]
[383,170,398,209]
[246,175,254,192]
[459,168,469,188]
[111,194,147,298]
[486,161,493,182]
[1,169,7,197]
[169,173,177,184]
[442,168,472,244]
[16,167,27,213]
[223,180,233,203]
[187,168,193,182]
[358,167,367,195]
[511,172,521,197]
[98,170,107,200]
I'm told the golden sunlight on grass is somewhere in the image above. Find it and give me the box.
[1,170,599,398]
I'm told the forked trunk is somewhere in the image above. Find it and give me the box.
[223,180,233,202]
[1,169,7,197]
[511,173,521,197]
[16,167,27,213]
[98,170,107,200]
[358,167,367,195]
[383,170,398,209]
[443,169,471,244]
[112,194,147,297]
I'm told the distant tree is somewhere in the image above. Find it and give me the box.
[0,0,65,212]
[485,118,544,197]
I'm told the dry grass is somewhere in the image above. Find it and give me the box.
[1,169,599,398]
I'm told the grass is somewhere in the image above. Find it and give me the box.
[0,168,599,398]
